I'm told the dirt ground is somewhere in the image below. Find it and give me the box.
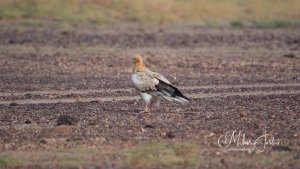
[0,23,299,169]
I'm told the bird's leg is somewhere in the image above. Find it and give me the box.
[143,104,150,113]
[142,97,159,113]
[150,96,160,109]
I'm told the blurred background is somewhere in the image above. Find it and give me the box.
[0,0,300,27]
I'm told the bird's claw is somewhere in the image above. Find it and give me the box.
[140,109,150,113]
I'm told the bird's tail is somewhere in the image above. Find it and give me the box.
[156,80,190,103]
[170,87,190,103]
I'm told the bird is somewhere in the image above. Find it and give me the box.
[131,54,189,113]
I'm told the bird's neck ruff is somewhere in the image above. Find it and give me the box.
[133,62,146,72]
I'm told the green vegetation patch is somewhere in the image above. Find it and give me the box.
[122,141,203,168]
[0,154,22,166]
[0,0,299,26]
[230,21,245,28]
[252,19,300,28]
[255,151,289,166]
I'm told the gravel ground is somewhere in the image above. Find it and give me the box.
[0,24,299,169]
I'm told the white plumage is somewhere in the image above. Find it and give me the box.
[131,54,189,113]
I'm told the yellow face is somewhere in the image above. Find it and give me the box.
[133,55,142,65]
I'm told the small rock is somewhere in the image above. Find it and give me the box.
[141,127,146,132]
[40,139,47,144]
[190,107,199,112]
[8,39,15,44]
[24,119,31,124]
[88,122,97,125]
[273,145,292,152]
[9,102,18,106]
[166,131,176,138]
[209,132,215,137]
[57,115,79,126]
[283,53,296,58]
[220,158,226,164]
[240,112,247,118]
[144,124,155,128]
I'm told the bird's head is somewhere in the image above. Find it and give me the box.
[132,54,145,72]
[133,54,143,65]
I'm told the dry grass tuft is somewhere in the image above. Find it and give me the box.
[0,0,299,26]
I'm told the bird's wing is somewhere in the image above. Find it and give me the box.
[146,70,171,84]
[131,72,159,92]
[132,71,189,103]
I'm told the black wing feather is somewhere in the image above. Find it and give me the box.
[155,79,190,101]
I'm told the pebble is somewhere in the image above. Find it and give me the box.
[57,115,79,126]
[9,102,19,106]
[166,131,176,138]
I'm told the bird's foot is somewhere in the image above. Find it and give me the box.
[140,107,150,113]
[139,105,150,113]
[140,110,150,113]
